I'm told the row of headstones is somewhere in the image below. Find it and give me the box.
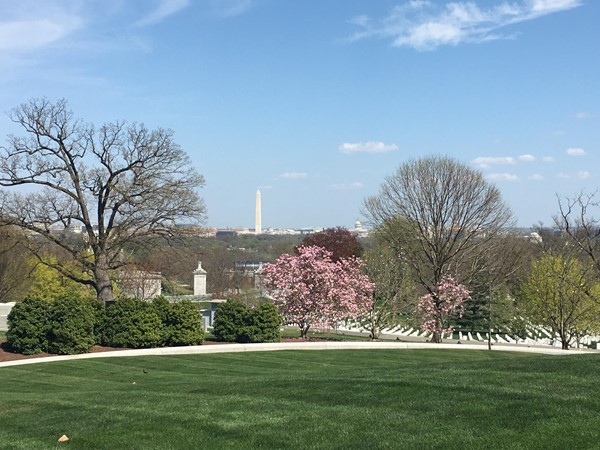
[338,320,600,348]
[338,321,536,344]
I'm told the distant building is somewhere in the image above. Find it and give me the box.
[118,269,162,301]
[216,229,238,238]
[351,220,370,238]
[234,261,265,272]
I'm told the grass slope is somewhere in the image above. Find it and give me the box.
[1,350,599,449]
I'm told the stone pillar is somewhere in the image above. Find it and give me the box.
[255,189,262,235]
[193,261,207,296]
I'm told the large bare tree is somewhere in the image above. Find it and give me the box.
[363,156,513,341]
[0,98,205,303]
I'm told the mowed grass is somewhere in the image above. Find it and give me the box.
[1,350,600,449]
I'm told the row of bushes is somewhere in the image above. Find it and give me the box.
[212,302,282,343]
[6,295,204,355]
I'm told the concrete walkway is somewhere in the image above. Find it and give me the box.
[1,341,594,368]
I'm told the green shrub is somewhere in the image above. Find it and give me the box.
[88,298,105,345]
[213,301,282,343]
[235,325,264,343]
[6,296,50,355]
[212,301,249,342]
[47,294,96,355]
[98,298,163,348]
[163,300,204,346]
[151,295,172,323]
[249,303,282,343]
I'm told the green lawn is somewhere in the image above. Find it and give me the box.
[204,328,372,342]
[280,327,371,340]
[1,350,599,449]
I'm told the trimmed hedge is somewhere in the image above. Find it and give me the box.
[151,296,172,323]
[243,303,282,343]
[162,300,204,346]
[213,301,282,343]
[7,294,206,354]
[212,301,249,342]
[98,298,163,349]
[47,294,97,355]
[6,297,51,355]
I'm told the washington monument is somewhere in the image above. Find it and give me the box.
[255,189,262,235]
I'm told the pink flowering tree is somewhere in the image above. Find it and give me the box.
[417,275,470,343]
[261,246,374,338]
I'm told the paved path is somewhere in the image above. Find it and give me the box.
[0,341,594,368]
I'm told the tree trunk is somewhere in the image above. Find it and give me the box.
[370,326,380,340]
[300,323,310,339]
[431,315,442,343]
[561,339,570,350]
[94,254,114,304]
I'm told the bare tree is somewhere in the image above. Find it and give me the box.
[363,155,513,342]
[555,191,600,276]
[0,98,205,303]
[203,246,241,297]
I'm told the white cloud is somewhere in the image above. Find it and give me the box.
[277,172,308,180]
[542,156,555,162]
[135,0,190,27]
[566,147,586,156]
[0,8,83,52]
[529,174,544,181]
[472,156,515,168]
[558,170,591,179]
[339,141,398,154]
[518,154,535,162]
[531,0,581,14]
[348,0,582,50]
[331,182,364,190]
[486,173,519,182]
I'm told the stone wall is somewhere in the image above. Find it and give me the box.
[0,302,15,332]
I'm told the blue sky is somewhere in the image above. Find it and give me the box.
[0,0,598,229]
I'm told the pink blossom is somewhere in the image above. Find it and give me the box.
[262,246,374,336]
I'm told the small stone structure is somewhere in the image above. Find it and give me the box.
[0,302,15,332]
[165,262,221,330]
[201,299,227,331]
[119,270,162,300]
[193,261,207,296]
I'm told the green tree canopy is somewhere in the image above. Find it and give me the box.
[522,253,600,349]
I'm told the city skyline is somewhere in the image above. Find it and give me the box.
[0,1,598,229]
